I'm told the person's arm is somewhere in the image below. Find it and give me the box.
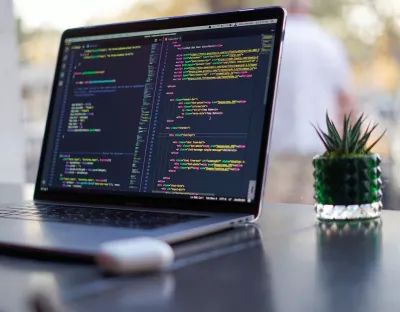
[329,38,356,127]
[337,90,357,126]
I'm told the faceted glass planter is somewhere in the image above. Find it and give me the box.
[313,154,383,221]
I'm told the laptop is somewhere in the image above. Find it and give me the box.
[0,7,286,256]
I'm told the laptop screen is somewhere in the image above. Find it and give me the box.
[39,18,278,204]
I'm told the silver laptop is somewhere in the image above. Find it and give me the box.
[0,7,286,257]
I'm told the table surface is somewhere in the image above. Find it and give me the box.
[0,184,399,312]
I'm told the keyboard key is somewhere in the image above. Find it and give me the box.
[1,204,206,230]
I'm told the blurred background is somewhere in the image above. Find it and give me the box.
[2,0,400,206]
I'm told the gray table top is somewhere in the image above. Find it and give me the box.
[0,185,398,312]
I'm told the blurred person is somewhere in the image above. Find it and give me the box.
[265,0,355,204]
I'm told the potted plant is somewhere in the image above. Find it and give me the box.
[312,113,386,220]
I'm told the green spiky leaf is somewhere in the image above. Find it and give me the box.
[326,112,342,146]
[311,123,330,152]
[312,113,386,157]
[366,129,387,153]
[342,114,350,154]
[348,114,365,153]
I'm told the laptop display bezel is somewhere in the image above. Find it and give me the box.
[34,6,286,218]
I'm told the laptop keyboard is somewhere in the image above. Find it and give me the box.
[0,204,205,230]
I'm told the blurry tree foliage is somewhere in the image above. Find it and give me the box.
[17,22,60,65]
[251,0,400,93]
[16,0,400,93]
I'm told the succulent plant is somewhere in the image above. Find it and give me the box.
[312,112,386,157]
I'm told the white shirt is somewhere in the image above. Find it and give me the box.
[270,15,351,155]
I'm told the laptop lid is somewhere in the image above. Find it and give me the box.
[34,7,286,218]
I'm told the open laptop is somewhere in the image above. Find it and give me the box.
[0,7,286,256]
